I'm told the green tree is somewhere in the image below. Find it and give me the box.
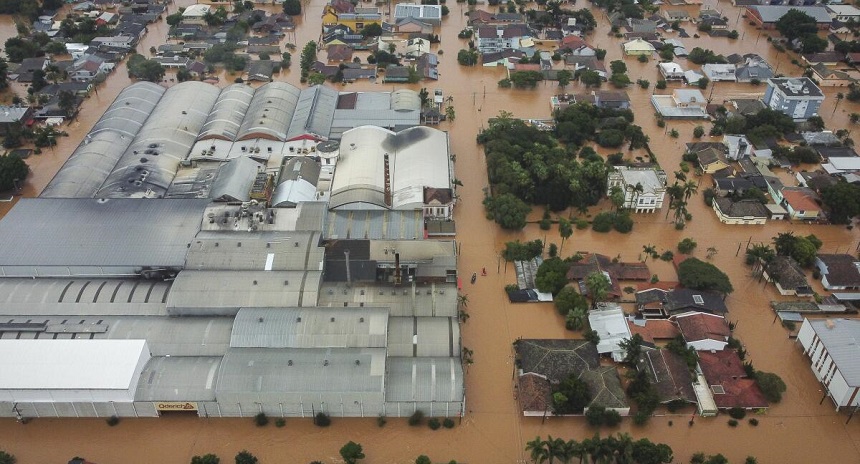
[283,0,301,15]
[557,70,572,90]
[58,90,77,117]
[579,70,601,88]
[553,374,592,414]
[300,41,317,75]
[555,286,587,316]
[632,439,673,464]
[526,436,549,464]
[619,333,644,365]
[755,371,787,403]
[677,257,733,294]
[446,105,456,122]
[776,9,818,42]
[234,451,257,464]
[0,154,28,191]
[0,450,15,464]
[166,11,183,26]
[127,54,165,82]
[558,217,573,251]
[609,60,626,74]
[801,34,828,54]
[457,49,479,66]
[566,306,587,331]
[340,442,365,464]
[415,456,431,464]
[483,193,531,229]
[677,238,697,254]
[191,454,220,464]
[585,271,610,307]
[360,23,382,37]
[535,257,571,295]
[609,73,631,88]
[821,181,860,224]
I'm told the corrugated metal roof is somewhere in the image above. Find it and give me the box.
[386,316,459,357]
[41,82,165,198]
[216,347,386,394]
[271,156,321,207]
[0,278,170,316]
[0,199,208,276]
[237,82,301,141]
[199,84,255,141]
[230,307,388,348]
[287,85,338,140]
[135,356,221,401]
[317,283,457,317]
[96,82,221,198]
[167,270,322,315]
[324,210,424,240]
[808,319,860,386]
[185,231,324,271]
[209,157,263,202]
[384,357,463,402]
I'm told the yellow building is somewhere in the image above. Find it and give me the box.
[322,4,382,31]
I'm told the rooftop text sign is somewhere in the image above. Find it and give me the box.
[155,402,198,411]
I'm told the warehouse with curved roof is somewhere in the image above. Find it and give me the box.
[237,82,301,141]
[41,82,165,198]
[96,82,221,198]
[198,84,255,141]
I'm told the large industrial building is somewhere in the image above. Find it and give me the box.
[0,81,462,419]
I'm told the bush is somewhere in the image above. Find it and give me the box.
[408,410,425,426]
[106,416,120,426]
[592,212,614,232]
[613,212,634,233]
[254,412,268,426]
[191,454,220,464]
[576,218,589,229]
[755,371,786,403]
[443,417,455,428]
[586,405,606,426]
[428,418,441,430]
[728,419,739,427]
[660,251,674,261]
[235,451,258,464]
[678,238,697,254]
[728,407,746,419]
[656,79,667,90]
[275,418,286,427]
[314,412,331,427]
[638,54,648,63]
[377,415,387,427]
[603,409,621,426]
[749,418,759,426]
[633,410,650,425]
[539,218,551,230]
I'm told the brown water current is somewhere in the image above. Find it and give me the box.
[2,0,860,462]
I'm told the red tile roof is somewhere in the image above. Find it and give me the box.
[782,189,820,212]
[675,313,730,342]
[712,378,769,409]
[518,372,552,413]
[698,350,746,382]
[628,319,681,345]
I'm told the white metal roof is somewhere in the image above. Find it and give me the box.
[0,339,148,390]
[807,319,860,386]
[588,304,632,362]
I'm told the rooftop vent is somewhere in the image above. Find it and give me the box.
[296,317,301,322]
[288,360,293,366]
[359,317,364,323]
[258,317,264,323]
[355,360,360,365]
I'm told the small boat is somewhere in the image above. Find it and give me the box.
[470,273,477,284]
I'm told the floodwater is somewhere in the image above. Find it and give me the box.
[3,0,860,463]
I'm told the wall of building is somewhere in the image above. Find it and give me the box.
[0,401,158,418]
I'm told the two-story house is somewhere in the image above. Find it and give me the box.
[606,166,668,213]
[476,23,532,53]
[763,77,825,121]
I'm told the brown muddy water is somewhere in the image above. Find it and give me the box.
[3,0,860,463]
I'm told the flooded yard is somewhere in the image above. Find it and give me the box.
[2,0,860,462]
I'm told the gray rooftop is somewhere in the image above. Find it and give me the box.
[198,84,255,141]
[0,278,171,316]
[751,6,832,23]
[387,316,460,357]
[384,357,464,402]
[185,231,324,271]
[0,198,208,277]
[135,356,221,401]
[768,77,824,98]
[324,210,425,240]
[209,157,264,202]
[318,282,457,317]
[806,319,860,386]
[230,307,389,349]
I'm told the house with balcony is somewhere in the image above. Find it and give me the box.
[702,63,737,82]
[712,198,769,225]
[606,166,667,213]
[476,23,533,53]
[651,89,708,119]
[763,77,824,121]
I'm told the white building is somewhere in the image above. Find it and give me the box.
[827,5,860,22]
[658,62,685,81]
[588,303,632,363]
[606,166,668,213]
[702,63,737,82]
[798,318,860,410]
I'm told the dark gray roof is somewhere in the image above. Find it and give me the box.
[714,197,769,218]
[514,339,599,383]
[768,77,824,98]
[0,198,208,276]
[638,348,696,403]
[767,256,811,292]
[210,157,263,202]
[666,288,728,314]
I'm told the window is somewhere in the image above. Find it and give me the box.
[693,295,704,305]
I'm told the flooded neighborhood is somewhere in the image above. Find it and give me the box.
[1,0,860,462]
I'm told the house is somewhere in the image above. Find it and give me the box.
[70,56,112,82]
[763,256,813,296]
[564,56,607,80]
[658,62,685,81]
[651,89,708,119]
[382,65,412,83]
[514,339,629,416]
[702,63,737,82]
[713,198,769,225]
[393,3,442,26]
[625,18,659,34]
[181,4,210,23]
[14,57,48,83]
[621,38,656,56]
[637,348,697,404]
[606,166,667,213]
[467,10,524,26]
[698,350,769,410]
[326,44,353,63]
[674,312,731,351]
[90,36,135,49]
[664,9,690,22]
[822,156,860,175]
[322,6,382,32]
[628,318,681,346]
[781,187,821,220]
[341,65,376,82]
[796,171,838,192]
[815,254,860,290]
[559,35,595,56]
[588,303,633,363]
[482,49,523,67]
[573,91,632,110]
[695,147,730,174]
[746,6,832,30]
[476,24,533,53]
[798,318,860,410]
[246,60,274,82]
[635,288,728,318]
[403,38,431,59]
[699,15,728,30]
[734,54,773,83]
[566,253,651,284]
[723,135,753,160]
[801,131,842,147]
[731,98,766,116]
[391,17,433,35]
[0,106,33,134]
[416,53,438,80]
[827,4,860,22]
[802,52,844,66]
[763,77,825,121]
[664,39,688,57]
[811,64,859,87]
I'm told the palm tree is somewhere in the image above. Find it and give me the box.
[526,436,549,464]
[682,180,698,202]
[664,183,684,220]
[559,218,573,252]
[457,294,468,309]
[706,246,718,259]
[545,436,566,464]
[562,439,582,464]
[584,271,610,309]
[613,433,634,464]
[834,92,845,115]
[566,307,587,331]
[642,244,656,262]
